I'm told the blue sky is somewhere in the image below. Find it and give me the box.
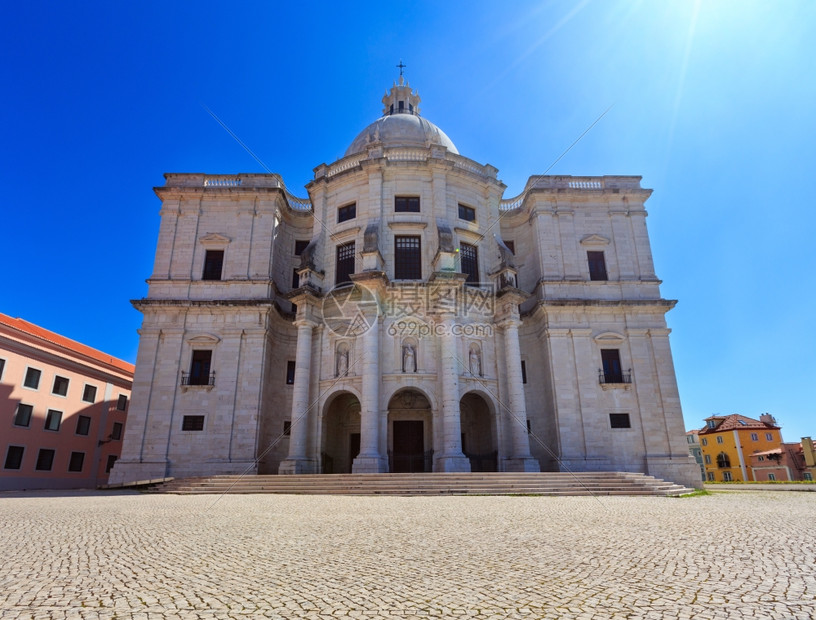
[1,1,814,440]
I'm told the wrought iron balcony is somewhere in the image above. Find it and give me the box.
[598,369,632,385]
[180,371,215,387]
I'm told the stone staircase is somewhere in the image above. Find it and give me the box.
[142,472,694,497]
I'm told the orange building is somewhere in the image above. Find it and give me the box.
[0,313,134,490]
[748,438,816,482]
[698,414,782,482]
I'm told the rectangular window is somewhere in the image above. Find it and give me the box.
[292,268,300,289]
[82,384,97,403]
[111,422,123,440]
[44,409,62,432]
[766,433,773,441]
[13,404,33,427]
[75,415,91,436]
[283,421,291,436]
[768,473,776,481]
[758,455,765,461]
[116,395,128,411]
[52,375,69,396]
[202,250,224,281]
[804,472,813,481]
[181,415,205,431]
[601,349,623,383]
[503,240,515,254]
[105,455,117,473]
[395,196,420,212]
[587,251,608,281]
[294,239,310,255]
[0,358,5,380]
[704,454,711,464]
[460,243,479,284]
[24,367,41,389]
[394,236,422,280]
[751,433,758,441]
[716,436,724,444]
[723,471,732,481]
[458,204,476,221]
[4,446,24,470]
[338,203,356,222]
[701,438,708,446]
[68,451,85,472]
[286,360,296,385]
[188,350,213,386]
[35,449,55,471]
[336,241,355,285]
[521,360,527,384]
[707,472,715,481]
[609,413,631,429]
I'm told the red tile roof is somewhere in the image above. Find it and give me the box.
[0,313,134,375]
[698,414,779,435]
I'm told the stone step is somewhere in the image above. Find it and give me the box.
[144,472,693,497]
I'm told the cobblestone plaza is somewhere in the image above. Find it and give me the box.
[1,491,814,619]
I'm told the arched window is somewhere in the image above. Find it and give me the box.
[716,452,731,468]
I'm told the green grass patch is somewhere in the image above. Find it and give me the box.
[674,489,712,498]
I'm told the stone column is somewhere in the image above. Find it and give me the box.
[353,317,387,472]
[501,318,540,472]
[279,320,317,474]
[436,316,471,472]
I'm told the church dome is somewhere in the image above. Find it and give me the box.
[344,76,458,157]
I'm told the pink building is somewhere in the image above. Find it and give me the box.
[749,438,816,482]
[0,313,134,490]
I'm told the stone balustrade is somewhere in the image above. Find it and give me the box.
[327,153,367,177]
[499,176,645,211]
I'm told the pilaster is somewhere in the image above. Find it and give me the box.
[279,318,318,474]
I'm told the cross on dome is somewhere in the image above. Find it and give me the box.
[382,63,421,116]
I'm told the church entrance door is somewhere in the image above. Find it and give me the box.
[460,392,498,472]
[387,389,433,473]
[392,420,425,473]
[348,433,360,473]
[321,392,360,474]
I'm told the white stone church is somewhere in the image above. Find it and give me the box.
[109,76,700,488]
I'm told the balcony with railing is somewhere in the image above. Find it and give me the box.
[598,369,632,385]
[180,371,215,391]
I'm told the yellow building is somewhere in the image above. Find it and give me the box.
[698,414,782,482]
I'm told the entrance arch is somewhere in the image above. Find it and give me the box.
[387,389,433,472]
[460,392,498,472]
[321,392,361,473]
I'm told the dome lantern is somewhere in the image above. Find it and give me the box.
[382,75,421,117]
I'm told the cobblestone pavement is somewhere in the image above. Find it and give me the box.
[0,490,814,619]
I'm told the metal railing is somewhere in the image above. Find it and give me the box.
[180,372,215,387]
[598,369,632,385]
[388,450,434,473]
[465,451,498,472]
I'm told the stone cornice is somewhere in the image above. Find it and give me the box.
[532,298,677,311]
[521,298,676,320]
[132,299,277,309]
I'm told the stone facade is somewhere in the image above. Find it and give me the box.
[110,77,701,488]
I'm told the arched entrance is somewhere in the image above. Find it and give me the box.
[321,392,361,473]
[460,392,497,472]
[387,389,433,472]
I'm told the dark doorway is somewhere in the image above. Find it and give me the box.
[392,420,425,472]
[349,433,360,472]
